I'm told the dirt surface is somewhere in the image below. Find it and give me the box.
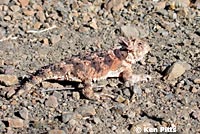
[0,0,199,134]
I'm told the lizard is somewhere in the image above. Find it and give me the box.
[2,36,151,100]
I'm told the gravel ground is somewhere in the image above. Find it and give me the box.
[0,0,199,134]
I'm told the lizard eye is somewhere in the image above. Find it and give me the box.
[120,51,128,59]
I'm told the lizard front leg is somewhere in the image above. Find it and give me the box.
[82,79,101,100]
[121,67,151,85]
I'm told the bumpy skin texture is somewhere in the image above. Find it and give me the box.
[7,36,151,100]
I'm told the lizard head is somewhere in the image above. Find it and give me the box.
[119,36,150,63]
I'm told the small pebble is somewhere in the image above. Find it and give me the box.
[42,38,49,45]
[34,22,42,29]
[190,86,198,93]
[52,91,62,99]
[75,106,96,117]
[0,0,10,5]
[45,96,58,108]
[4,16,11,21]
[50,35,61,44]
[8,118,24,128]
[121,24,139,38]
[123,88,131,97]
[115,95,126,103]
[112,104,126,115]
[0,74,18,86]
[194,78,200,84]
[164,61,187,80]
[62,112,74,123]
[93,117,101,124]
[147,56,157,63]
[72,92,80,100]
[190,110,200,121]
[105,0,125,11]
[18,0,29,7]
[133,85,142,95]
[10,5,20,12]
[19,107,29,120]
[23,9,35,16]
[49,129,66,134]
[3,66,15,74]
[36,11,46,22]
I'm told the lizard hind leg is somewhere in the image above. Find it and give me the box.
[82,80,98,100]
[121,68,151,85]
[12,76,44,98]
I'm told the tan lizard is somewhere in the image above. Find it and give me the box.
[3,36,151,100]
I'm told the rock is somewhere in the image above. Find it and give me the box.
[169,0,190,9]
[93,117,101,124]
[45,95,58,108]
[8,118,24,128]
[4,15,11,21]
[36,11,46,22]
[175,0,190,8]
[194,78,200,84]
[190,86,198,93]
[3,66,15,74]
[194,0,200,9]
[155,1,166,10]
[33,22,42,29]
[32,3,43,11]
[31,120,44,128]
[62,113,82,123]
[2,87,16,98]
[23,9,35,16]
[68,119,78,126]
[123,88,131,97]
[18,0,29,7]
[164,62,189,80]
[0,120,5,129]
[105,0,125,11]
[52,91,62,99]
[89,19,98,29]
[133,85,142,95]
[179,62,191,70]
[72,92,80,100]
[190,110,200,121]
[50,35,61,44]
[19,107,29,120]
[112,104,127,115]
[10,5,20,12]
[0,60,4,66]
[1,105,7,110]
[121,24,149,38]
[147,56,157,63]
[121,24,139,38]
[62,112,74,123]
[75,106,96,117]
[0,74,18,86]
[82,13,91,22]
[42,38,49,45]
[49,129,66,134]
[115,95,126,103]
[0,0,10,5]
